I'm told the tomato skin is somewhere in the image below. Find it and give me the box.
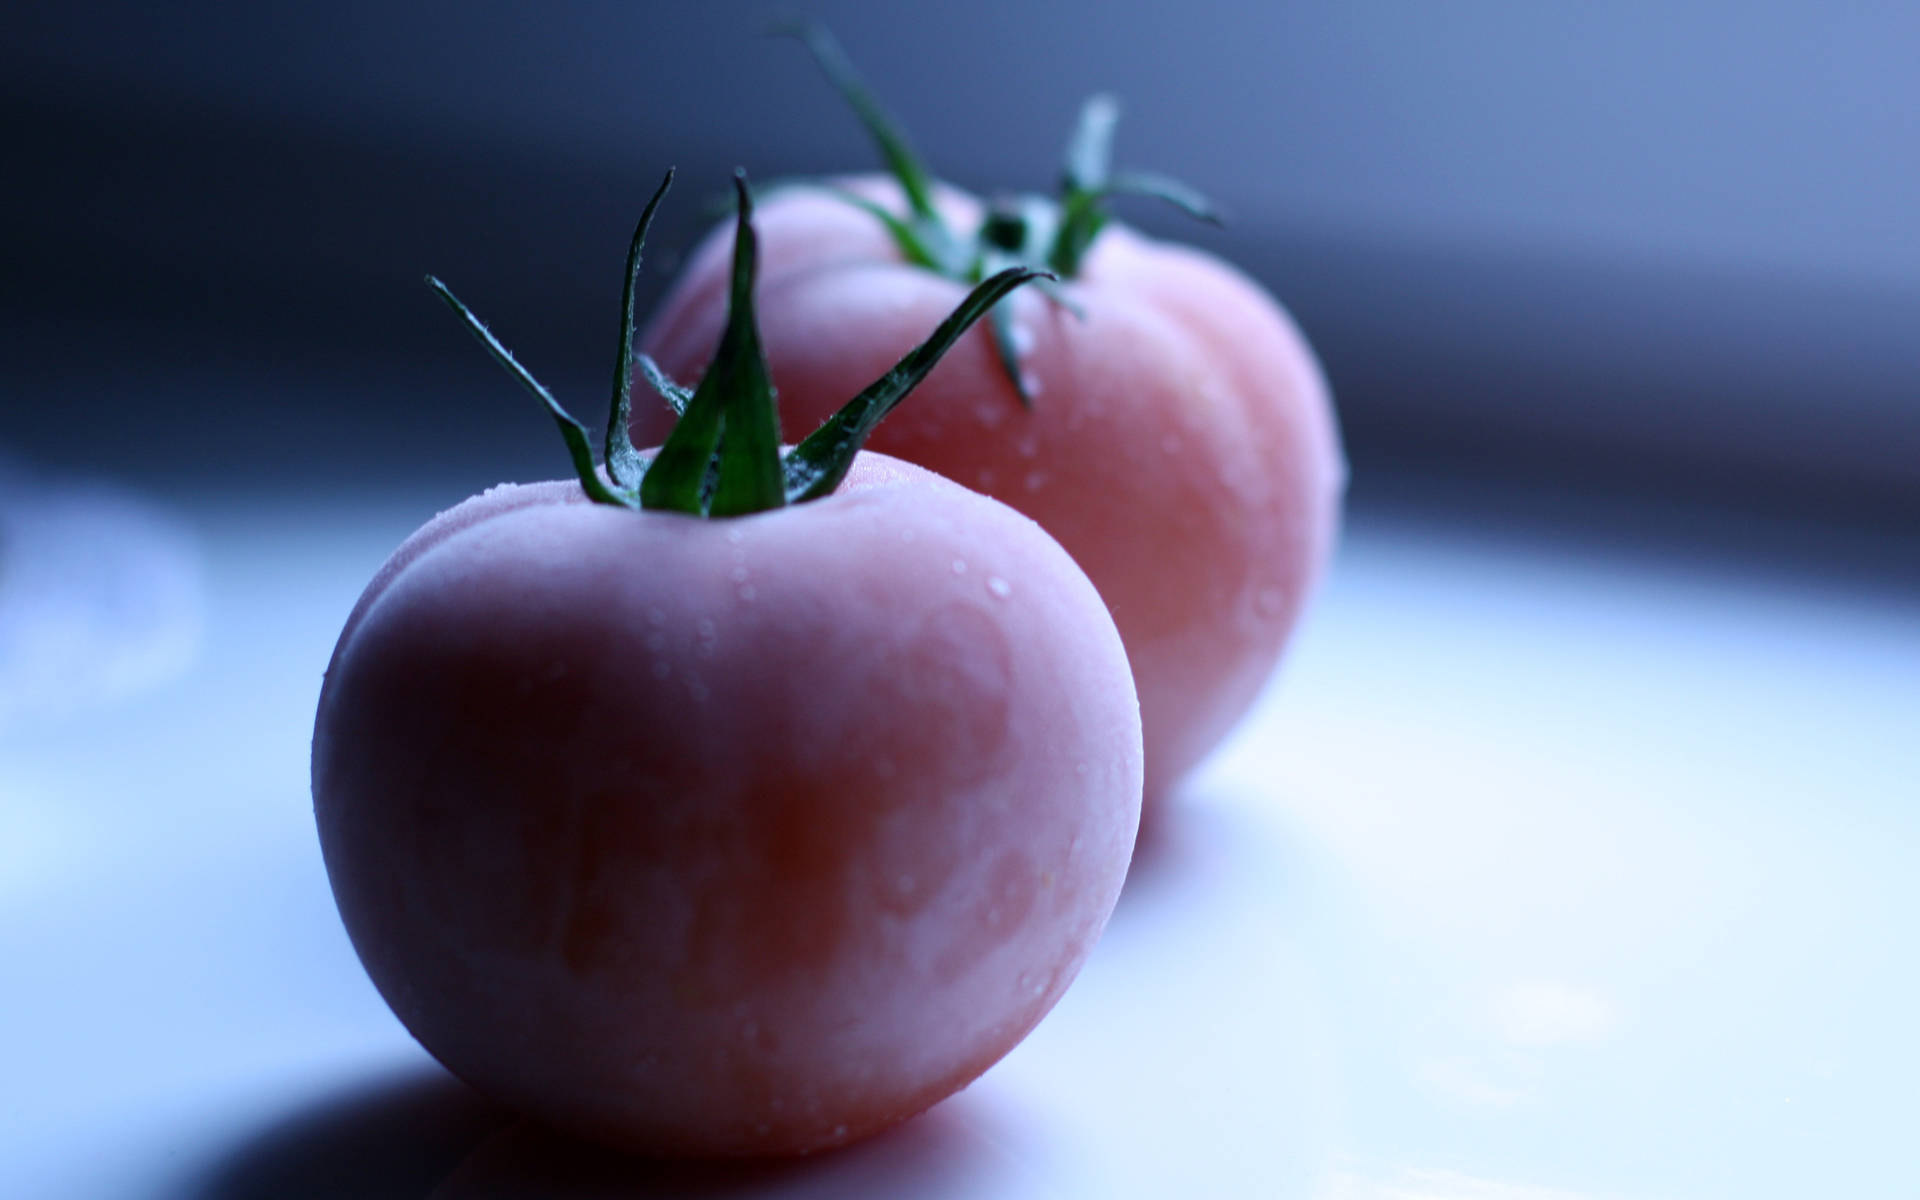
[640,180,1344,804]
[312,453,1141,1157]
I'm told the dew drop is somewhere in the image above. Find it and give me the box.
[1015,436,1040,459]
[688,678,710,702]
[986,575,1012,599]
[738,584,757,603]
[755,1123,771,1136]
[729,565,750,583]
[951,559,967,575]
[897,873,916,894]
[697,617,716,639]
[1161,433,1184,454]
[651,660,671,680]
[900,528,917,544]
[1256,587,1286,618]
[645,631,668,652]
[1019,371,1044,398]
[832,1125,849,1139]
[741,1020,759,1041]
[1006,322,1034,357]
[647,607,666,626]
[1074,761,1089,776]
[1023,470,1048,492]
[725,527,745,545]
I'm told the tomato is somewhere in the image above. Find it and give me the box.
[639,36,1344,805]
[312,172,1142,1155]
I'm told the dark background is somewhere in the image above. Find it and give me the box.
[6,0,1919,532]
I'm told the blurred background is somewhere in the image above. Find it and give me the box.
[3,4,1916,1199]
[6,0,1920,524]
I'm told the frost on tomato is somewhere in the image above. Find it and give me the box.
[640,30,1345,805]
[312,171,1141,1157]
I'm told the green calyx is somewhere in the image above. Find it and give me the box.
[428,168,1049,517]
[782,23,1222,403]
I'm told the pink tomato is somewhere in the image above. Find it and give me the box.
[312,172,1141,1156]
[641,35,1344,804]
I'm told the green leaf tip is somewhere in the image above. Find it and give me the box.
[429,166,1046,518]
[775,21,938,221]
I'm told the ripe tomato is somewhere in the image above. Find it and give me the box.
[313,172,1142,1155]
[638,36,1344,804]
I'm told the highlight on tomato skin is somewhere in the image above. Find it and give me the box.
[640,171,1345,807]
[312,455,1143,1157]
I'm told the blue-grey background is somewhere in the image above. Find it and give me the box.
[6,0,1919,524]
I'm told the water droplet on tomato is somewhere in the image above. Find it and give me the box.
[986,576,1012,599]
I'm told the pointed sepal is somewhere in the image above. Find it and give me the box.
[783,266,1051,502]
[605,168,675,487]
[705,173,787,517]
[426,275,632,508]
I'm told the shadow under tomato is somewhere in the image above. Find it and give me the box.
[182,1063,514,1200]
[428,1089,1045,1200]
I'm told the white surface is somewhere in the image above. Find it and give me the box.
[2,492,1914,1198]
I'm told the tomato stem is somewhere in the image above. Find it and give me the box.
[789,28,1221,402]
[427,168,1046,517]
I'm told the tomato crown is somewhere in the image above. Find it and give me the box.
[427,170,1047,516]
[781,23,1222,404]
